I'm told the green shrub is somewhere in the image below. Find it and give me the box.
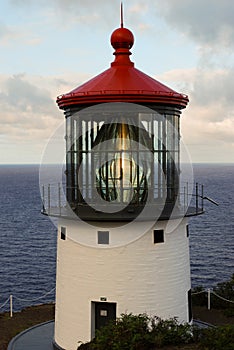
[78,314,194,350]
[79,313,151,350]
[198,324,234,350]
[149,317,193,347]
[78,313,234,350]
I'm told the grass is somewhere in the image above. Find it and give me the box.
[0,303,55,350]
[0,304,233,350]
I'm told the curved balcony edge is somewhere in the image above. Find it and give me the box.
[41,203,204,222]
[41,182,205,221]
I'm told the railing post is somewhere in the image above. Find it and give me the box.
[42,185,45,213]
[186,182,189,209]
[48,184,51,215]
[208,288,211,310]
[183,186,186,214]
[195,182,198,213]
[58,183,61,216]
[201,184,204,211]
[10,294,13,317]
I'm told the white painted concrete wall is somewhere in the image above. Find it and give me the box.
[54,217,190,350]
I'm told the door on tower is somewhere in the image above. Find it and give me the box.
[92,302,116,336]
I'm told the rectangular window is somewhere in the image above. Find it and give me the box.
[61,227,66,240]
[153,229,164,244]
[98,231,109,245]
[100,310,108,317]
[186,225,189,238]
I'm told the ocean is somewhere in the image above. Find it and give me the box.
[189,164,234,288]
[0,163,233,312]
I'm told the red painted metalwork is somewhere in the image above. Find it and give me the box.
[57,24,189,109]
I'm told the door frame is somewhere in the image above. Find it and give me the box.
[91,301,117,339]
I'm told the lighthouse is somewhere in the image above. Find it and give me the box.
[42,13,204,350]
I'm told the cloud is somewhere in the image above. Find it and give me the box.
[0,70,93,162]
[7,0,155,34]
[161,67,234,112]
[157,66,234,161]
[0,71,92,144]
[0,19,42,48]
[2,74,53,111]
[0,74,60,144]
[9,0,121,29]
[152,0,234,159]
[8,0,233,50]
[2,1,234,163]
[155,0,234,50]
[0,22,11,38]
[0,21,20,44]
[192,68,234,110]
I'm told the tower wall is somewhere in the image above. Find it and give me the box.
[54,217,191,350]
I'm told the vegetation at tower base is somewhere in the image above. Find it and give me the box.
[77,313,234,350]
[198,325,234,350]
[192,273,234,317]
[78,314,194,350]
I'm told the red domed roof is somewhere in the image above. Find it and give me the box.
[57,25,189,109]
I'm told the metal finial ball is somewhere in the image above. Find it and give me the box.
[111,27,134,50]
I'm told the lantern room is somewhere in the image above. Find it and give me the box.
[55,24,200,222]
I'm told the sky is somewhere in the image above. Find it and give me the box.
[0,0,234,164]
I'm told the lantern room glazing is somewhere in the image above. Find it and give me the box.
[64,103,181,221]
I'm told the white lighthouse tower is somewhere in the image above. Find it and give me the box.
[42,16,204,350]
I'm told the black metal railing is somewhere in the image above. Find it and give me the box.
[41,182,204,219]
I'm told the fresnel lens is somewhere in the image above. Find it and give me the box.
[93,119,152,206]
